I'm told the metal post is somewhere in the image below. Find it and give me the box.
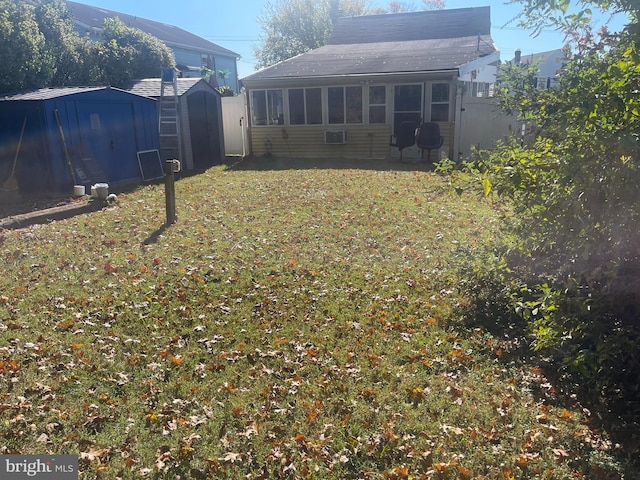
[165,160,176,225]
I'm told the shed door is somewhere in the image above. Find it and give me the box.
[77,102,140,183]
[188,91,222,168]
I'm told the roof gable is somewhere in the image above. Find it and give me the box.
[65,1,239,58]
[329,6,491,45]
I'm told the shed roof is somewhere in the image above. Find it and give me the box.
[65,1,239,59]
[127,78,220,97]
[0,86,146,101]
[243,7,496,83]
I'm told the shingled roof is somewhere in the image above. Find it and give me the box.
[65,1,239,59]
[243,7,496,83]
[329,7,491,44]
[127,78,210,97]
[1,86,132,101]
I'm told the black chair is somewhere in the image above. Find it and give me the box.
[389,121,417,160]
[416,122,444,161]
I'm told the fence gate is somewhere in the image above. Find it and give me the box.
[458,96,517,160]
[221,95,248,156]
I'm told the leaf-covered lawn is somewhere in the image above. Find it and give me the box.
[0,165,622,479]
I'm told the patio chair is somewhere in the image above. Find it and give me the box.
[416,122,444,162]
[389,121,418,160]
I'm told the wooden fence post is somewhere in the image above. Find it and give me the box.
[164,160,177,225]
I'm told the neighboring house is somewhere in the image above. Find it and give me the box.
[500,49,567,145]
[240,7,501,162]
[65,1,240,92]
[511,48,568,89]
[127,78,226,169]
[0,87,159,194]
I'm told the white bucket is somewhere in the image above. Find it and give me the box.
[73,185,85,196]
[94,183,109,200]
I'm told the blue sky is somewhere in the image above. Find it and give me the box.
[72,0,628,79]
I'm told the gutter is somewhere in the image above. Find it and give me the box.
[242,69,460,88]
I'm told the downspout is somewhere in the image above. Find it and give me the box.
[241,87,249,158]
[453,77,463,163]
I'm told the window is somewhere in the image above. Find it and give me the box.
[288,89,304,125]
[328,87,344,124]
[328,86,362,124]
[306,88,322,124]
[465,81,496,98]
[395,84,422,112]
[369,86,386,124]
[201,54,214,70]
[430,83,450,122]
[251,89,283,126]
[289,88,322,125]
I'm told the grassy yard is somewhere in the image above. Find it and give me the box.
[0,162,626,479]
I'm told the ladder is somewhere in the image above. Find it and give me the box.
[159,68,181,164]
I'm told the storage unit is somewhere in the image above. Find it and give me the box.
[0,87,159,194]
[128,78,225,170]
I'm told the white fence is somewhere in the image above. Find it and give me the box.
[221,95,248,157]
[458,96,519,160]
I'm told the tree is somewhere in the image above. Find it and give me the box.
[201,67,235,96]
[461,0,639,415]
[513,0,638,35]
[0,0,50,93]
[91,17,175,88]
[0,1,174,94]
[253,0,369,69]
[370,0,445,13]
[34,0,92,86]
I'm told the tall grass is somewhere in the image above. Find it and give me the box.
[0,165,625,478]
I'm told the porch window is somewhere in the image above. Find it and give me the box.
[393,84,422,131]
[251,89,283,126]
[430,83,450,122]
[368,85,386,124]
[289,88,322,125]
[328,86,362,124]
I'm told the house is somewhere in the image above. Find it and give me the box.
[511,48,567,89]
[65,1,241,92]
[127,78,226,169]
[240,7,501,162]
[0,87,159,194]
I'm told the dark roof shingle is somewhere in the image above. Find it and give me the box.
[251,36,495,80]
[329,6,491,45]
[65,1,239,58]
[127,78,217,97]
[2,86,107,101]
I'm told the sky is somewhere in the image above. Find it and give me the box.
[72,0,628,79]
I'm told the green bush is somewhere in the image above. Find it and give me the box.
[453,22,640,425]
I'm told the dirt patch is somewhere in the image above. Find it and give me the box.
[0,193,78,219]
[0,193,106,230]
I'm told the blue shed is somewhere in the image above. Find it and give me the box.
[0,86,159,194]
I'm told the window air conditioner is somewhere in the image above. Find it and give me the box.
[324,129,347,144]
